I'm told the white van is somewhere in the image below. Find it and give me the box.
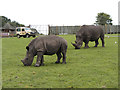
[16,27,36,38]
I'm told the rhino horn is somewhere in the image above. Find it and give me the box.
[21,60,24,63]
[71,42,77,47]
[21,60,28,66]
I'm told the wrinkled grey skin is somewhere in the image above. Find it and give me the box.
[21,35,67,67]
[72,25,105,49]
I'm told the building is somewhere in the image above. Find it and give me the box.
[1,23,16,37]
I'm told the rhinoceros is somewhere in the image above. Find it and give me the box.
[72,25,105,49]
[21,35,67,67]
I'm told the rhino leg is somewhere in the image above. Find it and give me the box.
[35,52,43,67]
[84,41,89,48]
[94,39,99,47]
[62,51,66,64]
[40,56,44,66]
[100,37,105,47]
[55,52,62,64]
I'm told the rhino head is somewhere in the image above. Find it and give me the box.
[21,46,34,66]
[71,33,83,49]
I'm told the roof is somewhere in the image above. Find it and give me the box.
[16,27,27,29]
[2,23,15,29]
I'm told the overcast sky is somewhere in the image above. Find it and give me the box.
[0,0,119,26]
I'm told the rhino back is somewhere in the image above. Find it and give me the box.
[79,25,104,41]
[34,35,67,55]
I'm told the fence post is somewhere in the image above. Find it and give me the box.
[117,25,119,34]
[109,25,111,34]
[56,26,58,35]
[63,25,64,34]
[105,24,107,34]
[48,25,50,35]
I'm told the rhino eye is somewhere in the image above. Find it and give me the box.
[76,36,81,38]
[26,58,28,60]
[28,54,31,57]
[26,46,29,51]
[76,36,79,38]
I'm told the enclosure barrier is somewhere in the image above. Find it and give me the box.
[101,25,119,34]
[48,25,81,35]
[48,25,119,35]
[0,36,1,90]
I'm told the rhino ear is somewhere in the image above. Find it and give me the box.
[26,46,29,51]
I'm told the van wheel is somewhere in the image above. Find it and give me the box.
[26,34,29,38]
[23,36,26,38]
[32,35,36,37]
[17,35,20,38]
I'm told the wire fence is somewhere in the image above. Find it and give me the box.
[49,25,81,35]
[49,25,119,35]
[101,25,119,34]
[30,25,49,35]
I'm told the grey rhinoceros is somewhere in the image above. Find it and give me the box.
[21,35,67,67]
[72,25,105,49]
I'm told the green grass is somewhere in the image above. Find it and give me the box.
[2,35,118,88]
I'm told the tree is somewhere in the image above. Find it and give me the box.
[0,16,25,27]
[95,12,113,25]
[10,21,24,27]
[0,16,11,27]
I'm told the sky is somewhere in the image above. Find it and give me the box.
[0,0,119,26]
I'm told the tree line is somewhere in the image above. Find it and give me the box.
[0,16,25,27]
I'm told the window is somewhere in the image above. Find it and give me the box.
[25,28,30,30]
[17,28,20,31]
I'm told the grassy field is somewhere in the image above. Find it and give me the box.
[2,34,118,88]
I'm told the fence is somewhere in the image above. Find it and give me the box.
[30,25,119,35]
[30,25,48,35]
[101,25,119,34]
[49,25,119,35]
[49,26,81,35]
